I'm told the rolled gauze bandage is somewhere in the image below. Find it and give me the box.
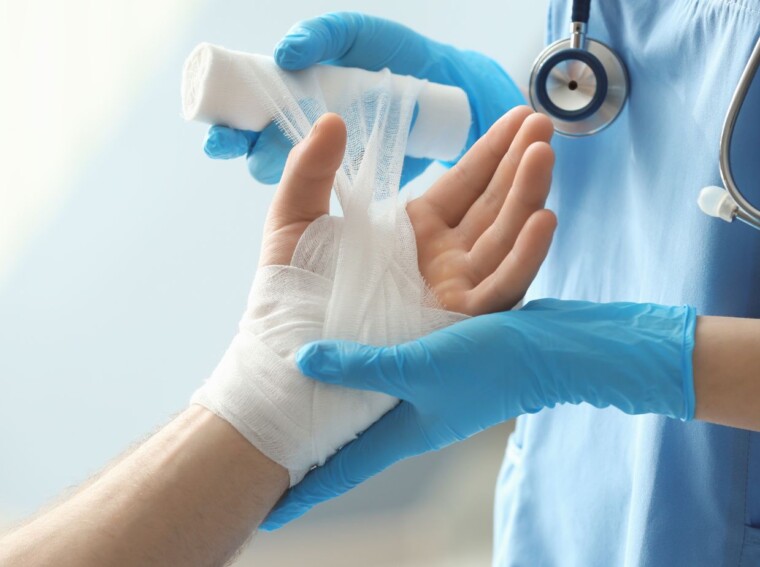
[181,42,472,161]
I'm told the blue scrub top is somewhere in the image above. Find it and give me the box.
[493,1,760,565]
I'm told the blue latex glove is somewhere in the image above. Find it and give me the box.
[261,299,697,530]
[204,12,525,186]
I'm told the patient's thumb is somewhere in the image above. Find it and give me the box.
[271,113,347,225]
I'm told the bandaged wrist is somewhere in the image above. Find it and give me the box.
[193,258,398,484]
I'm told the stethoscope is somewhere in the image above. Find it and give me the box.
[529,0,760,231]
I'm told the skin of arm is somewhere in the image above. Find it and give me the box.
[693,315,760,430]
[0,406,288,567]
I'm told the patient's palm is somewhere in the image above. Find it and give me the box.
[407,107,556,316]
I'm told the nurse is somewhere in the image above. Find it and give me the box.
[205,6,760,566]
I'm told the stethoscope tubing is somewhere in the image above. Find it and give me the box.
[719,36,760,228]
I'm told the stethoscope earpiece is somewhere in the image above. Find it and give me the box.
[529,1,628,136]
[696,36,760,230]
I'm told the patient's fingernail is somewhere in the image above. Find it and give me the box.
[308,116,324,138]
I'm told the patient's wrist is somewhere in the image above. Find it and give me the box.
[188,405,288,484]
[190,265,393,487]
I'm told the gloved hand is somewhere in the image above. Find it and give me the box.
[204,12,525,186]
[261,298,697,529]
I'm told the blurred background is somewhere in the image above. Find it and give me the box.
[0,1,547,564]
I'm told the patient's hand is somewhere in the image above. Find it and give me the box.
[260,106,556,314]
[409,106,555,314]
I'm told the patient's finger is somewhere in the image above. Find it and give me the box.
[468,142,554,280]
[457,113,554,245]
[465,209,557,315]
[261,113,346,265]
[269,113,346,226]
[421,106,533,227]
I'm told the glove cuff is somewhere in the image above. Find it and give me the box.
[679,305,697,420]
[521,299,698,420]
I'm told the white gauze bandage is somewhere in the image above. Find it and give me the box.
[185,44,470,484]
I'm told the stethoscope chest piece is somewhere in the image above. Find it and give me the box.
[530,36,628,136]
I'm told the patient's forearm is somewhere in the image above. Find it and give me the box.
[0,405,288,567]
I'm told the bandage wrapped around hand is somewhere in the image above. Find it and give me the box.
[187,46,467,484]
[193,259,363,485]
